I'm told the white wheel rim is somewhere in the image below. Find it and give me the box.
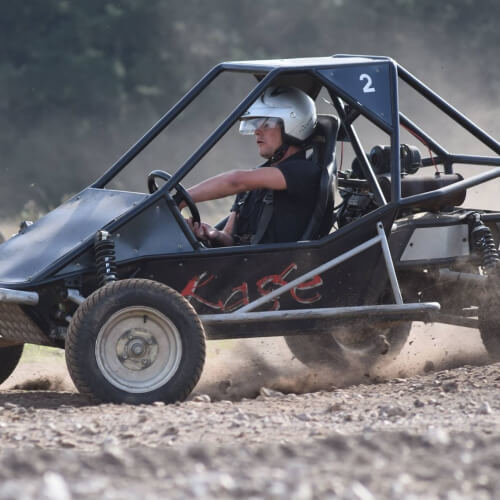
[95,306,182,393]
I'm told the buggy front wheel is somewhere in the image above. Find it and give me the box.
[65,279,206,404]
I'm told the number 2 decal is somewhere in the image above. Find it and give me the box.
[360,73,376,93]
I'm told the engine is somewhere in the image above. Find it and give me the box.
[337,144,465,226]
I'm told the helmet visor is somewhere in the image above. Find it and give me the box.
[239,117,282,135]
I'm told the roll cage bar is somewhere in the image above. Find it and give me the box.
[92,54,500,234]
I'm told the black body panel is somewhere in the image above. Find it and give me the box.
[0,188,146,286]
[56,197,195,278]
[118,206,398,318]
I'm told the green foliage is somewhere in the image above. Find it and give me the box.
[0,0,497,214]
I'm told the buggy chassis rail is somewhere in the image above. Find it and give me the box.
[0,288,38,305]
[200,222,440,337]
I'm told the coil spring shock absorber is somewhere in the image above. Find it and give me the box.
[94,230,117,286]
[468,213,500,274]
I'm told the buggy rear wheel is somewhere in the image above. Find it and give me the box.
[479,306,500,361]
[66,279,206,404]
[285,321,411,370]
[0,344,24,385]
[478,284,500,360]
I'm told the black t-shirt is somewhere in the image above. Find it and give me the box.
[233,151,320,243]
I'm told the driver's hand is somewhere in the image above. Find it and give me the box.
[186,218,233,246]
[186,218,215,242]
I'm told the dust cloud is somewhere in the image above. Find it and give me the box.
[0,320,490,401]
[193,321,490,401]
[11,376,68,392]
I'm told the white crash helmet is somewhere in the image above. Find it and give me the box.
[239,86,317,144]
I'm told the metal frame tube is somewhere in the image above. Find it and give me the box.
[200,302,440,325]
[420,155,500,169]
[100,70,281,233]
[398,65,500,155]
[389,62,401,203]
[448,155,500,167]
[0,288,39,305]
[158,70,281,192]
[67,288,85,305]
[376,222,403,304]
[399,113,449,157]
[92,65,223,189]
[330,95,387,206]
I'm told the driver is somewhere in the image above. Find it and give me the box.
[185,86,320,246]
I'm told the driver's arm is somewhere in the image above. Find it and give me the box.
[187,167,287,203]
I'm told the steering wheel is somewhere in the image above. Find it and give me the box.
[147,170,200,224]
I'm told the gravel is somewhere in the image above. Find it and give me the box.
[0,323,499,499]
[0,361,500,499]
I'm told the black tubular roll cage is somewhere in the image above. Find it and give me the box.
[91,54,500,237]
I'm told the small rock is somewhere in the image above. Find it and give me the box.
[103,445,133,469]
[162,426,179,436]
[259,387,284,398]
[326,402,343,412]
[424,427,450,446]
[414,399,425,408]
[350,481,375,500]
[188,445,212,464]
[218,473,236,491]
[478,402,492,415]
[59,439,77,448]
[40,472,71,500]
[442,381,459,393]
[234,412,249,421]
[192,394,211,403]
[379,405,406,418]
[295,413,311,422]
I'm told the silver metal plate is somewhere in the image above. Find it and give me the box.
[400,225,469,261]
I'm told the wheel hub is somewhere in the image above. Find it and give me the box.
[95,306,182,393]
[116,329,159,371]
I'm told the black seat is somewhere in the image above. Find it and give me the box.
[300,114,340,240]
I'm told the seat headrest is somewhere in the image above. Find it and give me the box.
[300,114,340,241]
[308,115,339,169]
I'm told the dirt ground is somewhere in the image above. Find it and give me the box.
[0,322,499,499]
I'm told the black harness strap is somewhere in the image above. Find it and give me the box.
[250,189,274,244]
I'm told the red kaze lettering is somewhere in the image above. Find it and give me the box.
[256,263,297,310]
[181,272,224,310]
[291,274,323,304]
[223,282,250,312]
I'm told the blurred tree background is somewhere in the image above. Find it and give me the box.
[0,0,498,215]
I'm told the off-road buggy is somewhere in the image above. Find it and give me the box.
[0,55,498,404]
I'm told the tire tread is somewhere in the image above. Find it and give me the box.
[66,279,205,403]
